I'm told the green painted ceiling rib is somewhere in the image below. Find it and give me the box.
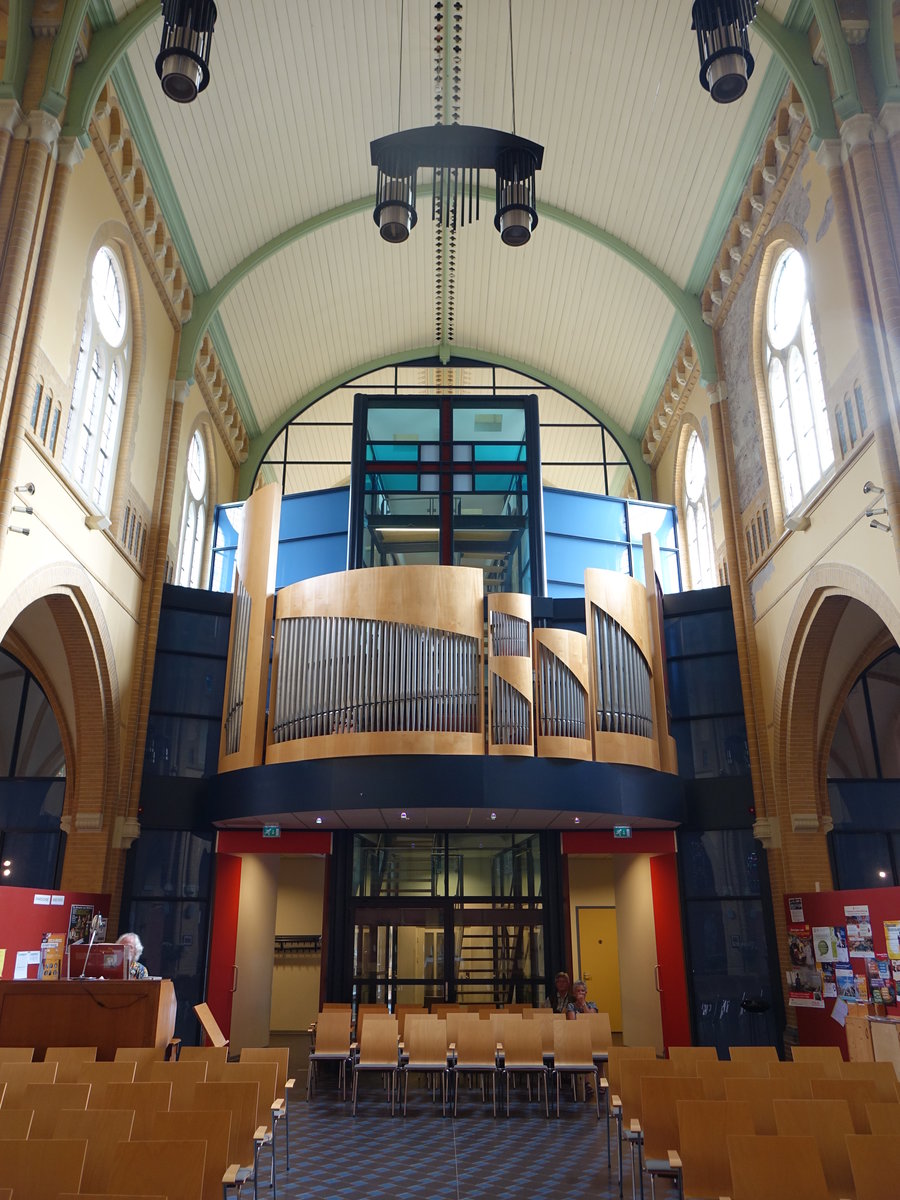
[809,0,861,121]
[753,7,837,144]
[867,0,900,109]
[62,0,158,145]
[1,0,33,105]
[240,344,650,500]
[41,0,91,117]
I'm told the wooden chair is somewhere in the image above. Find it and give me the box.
[606,1046,658,1185]
[668,1045,718,1064]
[0,1139,87,1199]
[677,1099,754,1200]
[175,1080,259,1180]
[502,1020,549,1118]
[50,1108,135,1194]
[220,1061,278,1188]
[321,1001,352,1011]
[577,1010,613,1069]
[839,1059,900,1100]
[87,1079,172,1120]
[306,1010,352,1101]
[0,1060,57,1106]
[790,1045,844,1077]
[552,1019,600,1118]
[724,1076,813,1134]
[452,1017,500,1117]
[696,1058,770,1101]
[179,1044,228,1081]
[194,1001,229,1048]
[773,1098,855,1200]
[78,1060,137,1086]
[401,1018,449,1116]
[351,1015,399,1116]
[104,1140,207,1200]
[394,1005,426,1038]
[618,1059,677,1188]
[43,1045,98,1082]
[847,1133,900,1200]
[811,1078,877,1132]
[149,1109,232,1200]
[355,1007,391,1041]
[766,1059,827,1084]
[0,1048,34,1064]
[445,1010,479,1048]
[728,1044,779,1062]
[239,1046,295,1171]
[727,1133,830,1200]
[147,1059,208,1084]
[21,1081,91,1135]
[114,1046,165,1081]
[864,1100,900,1133]
[640,1075,704,1200]
[0,1108,33,1138]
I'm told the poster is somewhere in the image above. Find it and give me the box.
[820,962,837,998]
[789,896,805,923]
[812,926,849,964]
[788,923,815,967]
[66,904,93,946]
[787,966,824,1008]
[835,966,860,1002]
[844,904,875,959]
[865,955,897,1005]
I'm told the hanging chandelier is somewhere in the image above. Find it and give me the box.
[692,0,758,104]
[371,0,543,247]
[156,0,217,103]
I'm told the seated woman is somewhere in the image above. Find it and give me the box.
[116,932,149,979]
[566,979,598,1018]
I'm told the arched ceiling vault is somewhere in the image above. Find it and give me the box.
[38,0,846,485]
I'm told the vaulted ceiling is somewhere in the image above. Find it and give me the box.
[99,0,804,479]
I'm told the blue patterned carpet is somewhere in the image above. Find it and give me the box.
[273,1069,675,1200]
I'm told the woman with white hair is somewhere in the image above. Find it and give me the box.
[116,932,149,979]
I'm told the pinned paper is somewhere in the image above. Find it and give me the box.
[831,999,849,1027]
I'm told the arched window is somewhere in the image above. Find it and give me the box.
[62,246,130,511]
[682,429,715,589]
[764,246,833,514]
[177,430,208,587]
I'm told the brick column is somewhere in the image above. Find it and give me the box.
[0,138,81,574]
[0,110,58,441]
[819,134,900,568]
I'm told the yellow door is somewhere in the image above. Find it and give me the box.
[576,906,623,1032]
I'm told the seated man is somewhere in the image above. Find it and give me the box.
[116,932,149,979]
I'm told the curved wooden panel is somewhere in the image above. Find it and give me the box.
[584,568,659,770]
[219,483,281,773]
[267,566,484,761]
[533,629,591,761]
[487,593,533,757]
[642,533,679,775]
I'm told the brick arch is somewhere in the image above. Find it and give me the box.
[773,563,900,842]
[0,562,122,890]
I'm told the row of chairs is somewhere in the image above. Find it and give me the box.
[310,1010,606,1119]
[607,1046,900,1200]
[0,1043,295,1200]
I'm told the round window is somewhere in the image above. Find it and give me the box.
[91,246,127,347]
[766,247,806,351]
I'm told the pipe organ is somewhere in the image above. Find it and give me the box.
[221,541,676,772]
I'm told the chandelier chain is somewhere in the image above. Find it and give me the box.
[508,0,516,136]
[397,0,404,132]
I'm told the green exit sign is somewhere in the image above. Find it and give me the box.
[262,824,281,839]
[613,825,632,839]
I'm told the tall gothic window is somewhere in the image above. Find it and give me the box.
[764,247,833,515]
[683,429,715,589]
[62,246,130,512]
[177,430,208,588]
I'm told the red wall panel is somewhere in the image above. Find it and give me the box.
[0,887,111,979]
[650,853,692,1051]
[205,854,242,1041]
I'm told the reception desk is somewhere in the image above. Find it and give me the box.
[0,979,176,1060]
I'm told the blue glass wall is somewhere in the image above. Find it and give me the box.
[543,488,681,597]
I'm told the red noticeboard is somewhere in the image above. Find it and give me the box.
[0,885,111,979]
[783,886,900,1051]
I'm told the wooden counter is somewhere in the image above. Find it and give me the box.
[0,979,176,1060]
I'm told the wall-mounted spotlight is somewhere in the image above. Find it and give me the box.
[156,0,217,103]
[863,481,884,495]
[692,0,758,103]
[15,482,35,495]
[870,520,892,533]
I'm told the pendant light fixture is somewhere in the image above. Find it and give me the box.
[692,0,758,104]
[156,0,217,104]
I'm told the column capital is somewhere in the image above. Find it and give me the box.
[0,98,23,136]
[173,379,191,405]
[878,101,900,141]
[708,381,727,406]
[57,136,84,169]
[815,138,843,172]
[13,108,61,150]
[840,112,880,157]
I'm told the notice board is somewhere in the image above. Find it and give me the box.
[0,885,111,979]
[783,886,900,1052]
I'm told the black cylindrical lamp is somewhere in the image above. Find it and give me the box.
[494,147,538,247]
[692,0,757,104]
[373,169,418,243]
[156,0,217,104]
